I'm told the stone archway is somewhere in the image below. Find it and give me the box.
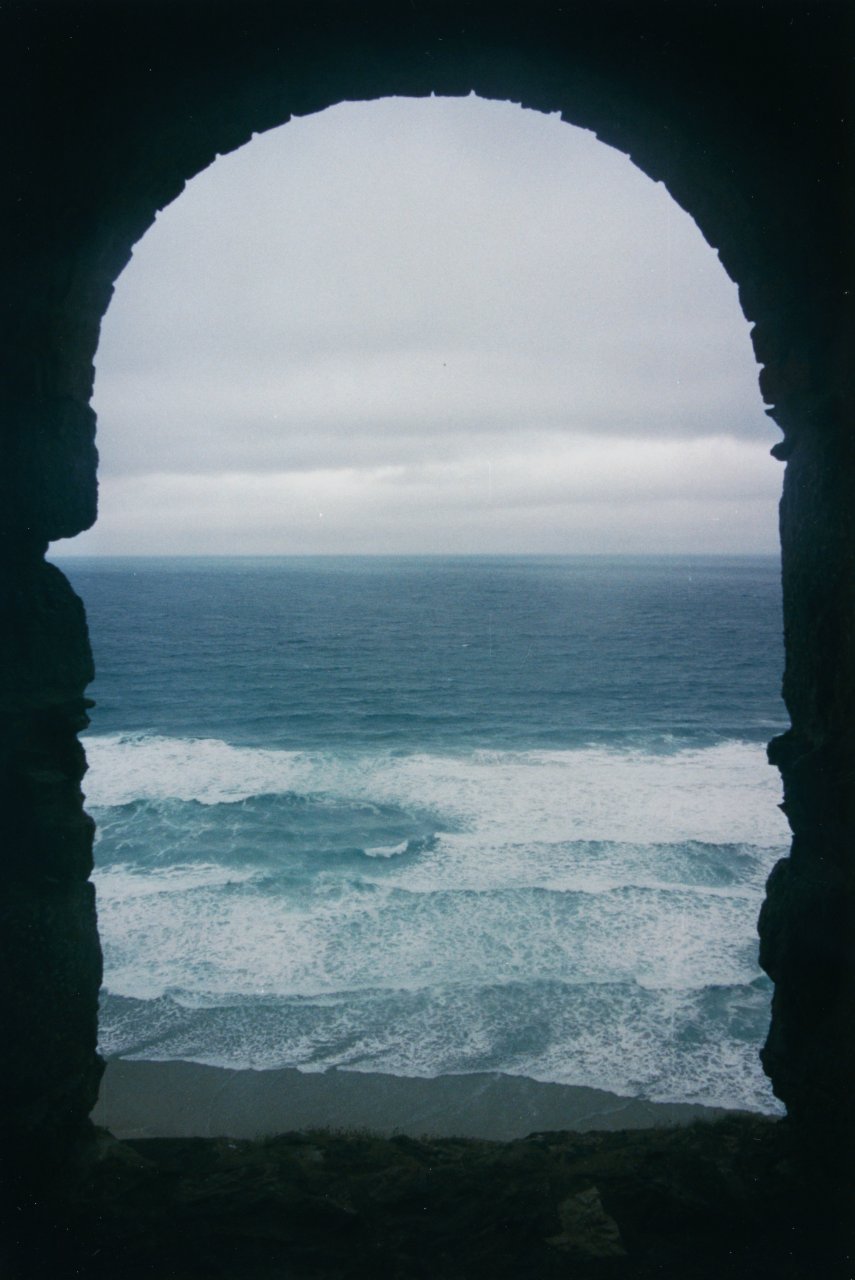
[2,0,852,1167]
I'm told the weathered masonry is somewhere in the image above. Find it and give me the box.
[1,0,852,1171]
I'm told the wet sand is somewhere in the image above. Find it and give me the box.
[93,1057,747,1141]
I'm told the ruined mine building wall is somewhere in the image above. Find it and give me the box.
[1,0,852,1168]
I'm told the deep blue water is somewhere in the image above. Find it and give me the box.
[57,555,790,1112]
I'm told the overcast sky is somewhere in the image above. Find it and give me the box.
[64,95,782,556]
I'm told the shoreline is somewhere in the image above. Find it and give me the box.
[93,1058,769,1141]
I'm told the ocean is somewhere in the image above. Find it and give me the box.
[58,554,790,1114]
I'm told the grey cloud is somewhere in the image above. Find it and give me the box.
[79,469,780,557]
[75,94,780,555]
[93,347,769,479]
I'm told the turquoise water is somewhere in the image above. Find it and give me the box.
[59,555,789,1112]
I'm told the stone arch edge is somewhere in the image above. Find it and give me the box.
[2,0,852,1170]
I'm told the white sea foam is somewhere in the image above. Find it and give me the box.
[95,863,765,1003]
[88,730,788,1111]
[84,731,789,848]
[364,840,411,858]
[97,978,781,1114]
[94,862,256,900]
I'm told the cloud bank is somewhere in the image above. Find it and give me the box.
[66,95,782,555]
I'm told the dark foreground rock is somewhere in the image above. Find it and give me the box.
[4,1115,853,1279]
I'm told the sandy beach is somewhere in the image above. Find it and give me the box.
[93,1058,749,1141]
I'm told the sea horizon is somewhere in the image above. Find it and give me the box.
[52,549,781,561]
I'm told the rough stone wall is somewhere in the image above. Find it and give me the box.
[760,426,855,1163]
[0,552,102,1158]
[1,0,852,1169]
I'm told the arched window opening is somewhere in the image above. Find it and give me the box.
[55,95,789,1136]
